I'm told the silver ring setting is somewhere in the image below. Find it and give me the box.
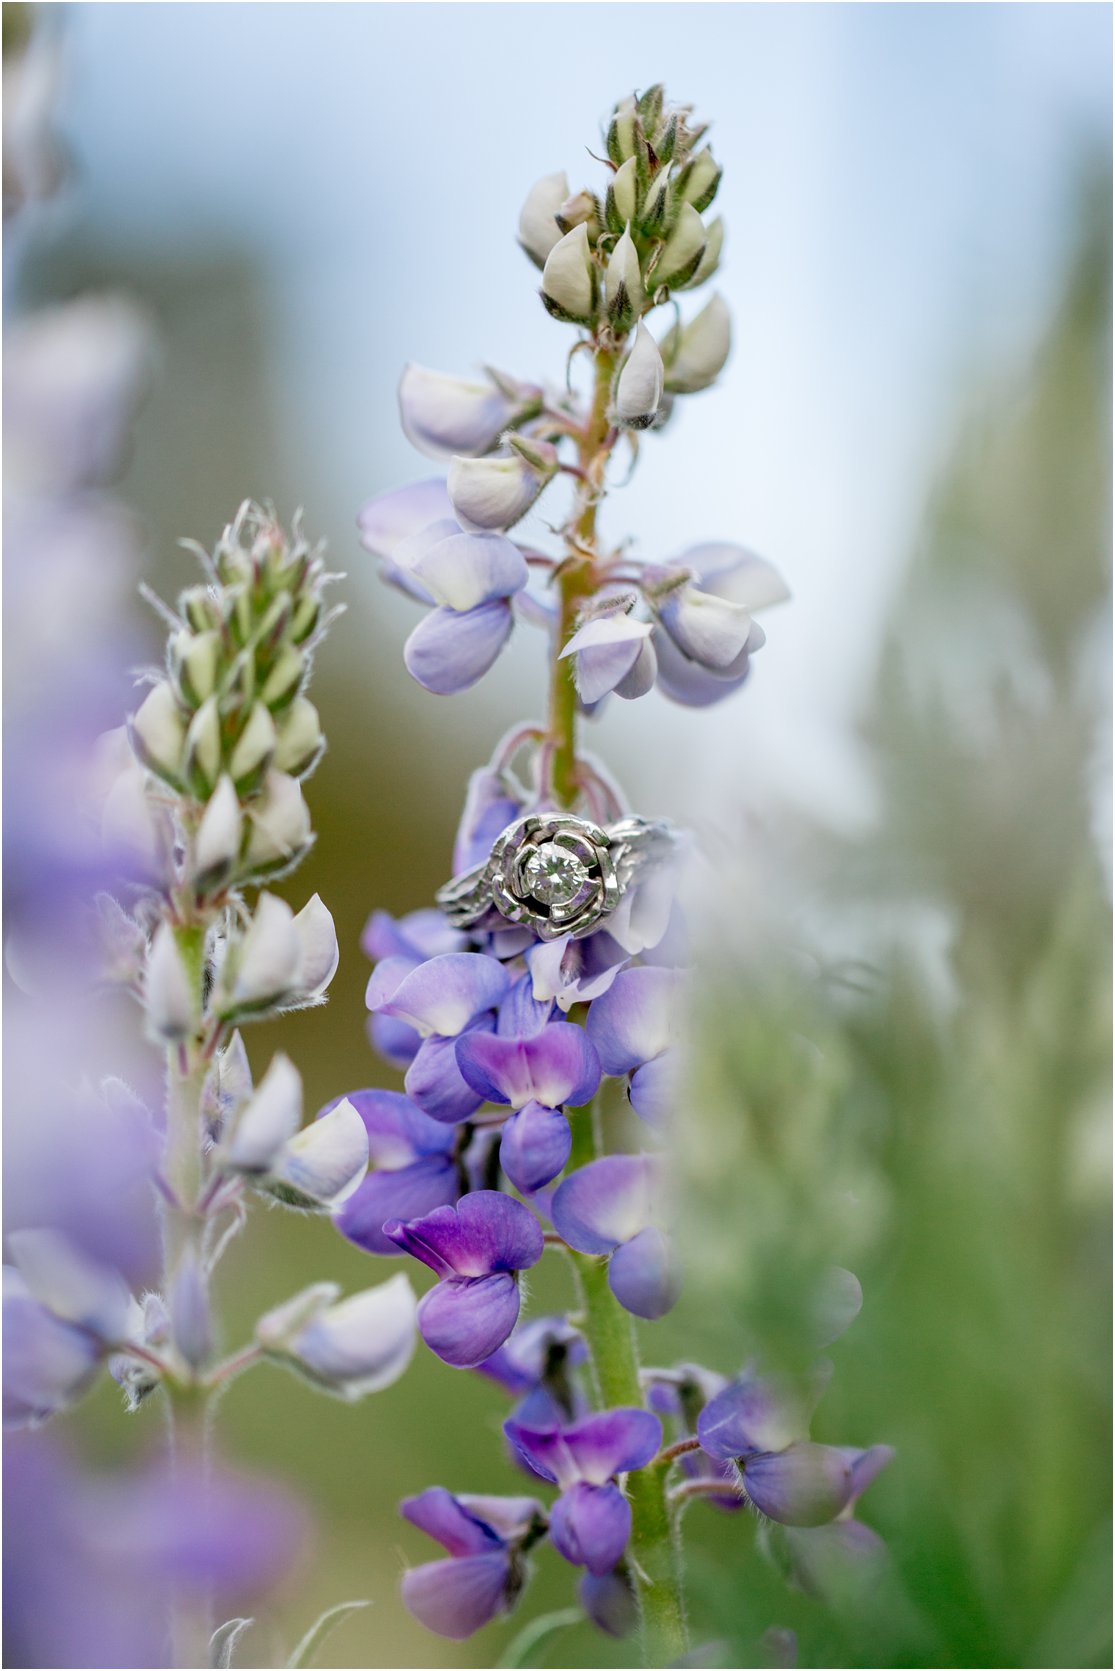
[437,812,676,941]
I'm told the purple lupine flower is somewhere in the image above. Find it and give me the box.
[453,760,525,874]
[561,595,658,704]
[385,1192,544,1367]
[361,907,465,1067]
[369,950,511,1039]
[328,1090,460,1255]
[503,1408,662,1575]
[586,965,684,1122]
[697,1369,890,1527]
[3,1270,105,1427]
[455,1020,601,1111]
[400,1488,546,1640]
[551,1154,681,1319]
[646,545,790,707]
[398,364,541,460]
[777,1445,894,1602]
[645,1363,743,1511]
[358,478,530,693]
[478,1315,588,1427]
[579,1567,638,1637]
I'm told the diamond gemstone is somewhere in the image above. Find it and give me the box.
[522,842,588,907]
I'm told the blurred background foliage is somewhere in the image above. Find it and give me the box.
[5,5,1111,1668]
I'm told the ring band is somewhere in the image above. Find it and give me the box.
[436,812,677,942]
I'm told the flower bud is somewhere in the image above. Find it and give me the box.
[654,203,706,288]
[638,167,672,237]
[614,323,664,430]
[448,444,557,533]
[184,694,223,797]
[274,696,324,778]
[219,891,301,1015]
[606,157,639,230]
[201,1029,253,1141]
[291,893,340,1002]
[606,96,638,165]
[243,769,313,877]
[686,216,724,289]
[679,148,721,213]
[399,364,537,461]
[192,774,243,889]
[181,585,220,634]
[662,293,732,394]
[229,700,276,791]
[169,1248,211,1370]
[555,188,598,238]
[289,592,321,645]
[145,921,197,1043]
[170,629,220,707]
[266,1096,368,1210]
[518,170,569,268]
[604,227,644,328]
[95,893,147,985]
[541,224,596,325]
[256,1272,417,1400]
[260,645,305,710]
[221,1051,302,1173]
[130,680,187,787]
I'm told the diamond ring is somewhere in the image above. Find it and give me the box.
[436,812,678,942]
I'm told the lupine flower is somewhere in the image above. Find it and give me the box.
[579,1567,638,1637]
[398,364,541,460]
[447,440,558,533]
[256,1272,417,1399]
[776,1444,894,1602]
[645,1363,743,1510]
[357,477,532,693]
[697,1369,890,1527]
[614,322,665,430]
[366,949,509,1122]
[518,170,569,268]
[661,292,732,394]
[400,1488,547,1639]
[648,544,790,707]
[552,1153,681,1319]
[478,1315,588,1426]
[561,595,658,705]
[3,1269,107,1427]
[385,1192,544,1367]
[504,1408,662,1574]
[586,964,685,1122]
[216,1055,369,1211]
[331,1089,461,1254]
[215,891,339,1020]
[454,1018,601,1112]
[361,906,464,1065]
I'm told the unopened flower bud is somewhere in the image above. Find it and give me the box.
[130,680,187,787]
[606,96,638,165]
[448,444,557,533]
[266,1096,368,1210]
[260,645,305,710]
[229,701,276,791]
[244,769,313,876]
[181,585,220,634]
[170,1248,211,1370]
[256,1272,417,1400]
[399,364,537,461]
[192,774,243,889]
[170,629,220,707]
[273,696,324,778]
[679,148,722,213]
[687,216,724,288]
[221,1051,302,1173]
[615,323,664,430]
[604,227,644,328]
[555,188,598,238]
[145,921,197,1043]
[541,224,596,325]
[289,592,321,645]
[518,170,569,268]
[219,891,301,1015]
[291,893,339,1002]
[184,694,223,797]
[638,167,672,237]
[606,157,639,230]
[662,293,732,394]
[202,1029,252,1140]
[655,203,707,288]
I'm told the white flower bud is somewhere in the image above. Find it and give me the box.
[518,170,569,268]
[614,323,664,430]
[184,694,223,796]
[680,148,722,212]
[291,893,339,1001]
[655,203,707,287]
[145,921,197,1043]
[130,680,186,785]
[682,216,724,290]
[448,445,557,533]
[607,96,638,165]
[243,769,312,876]
[202,1029,253,1140]
[170,629,220,706]
[651,575,753,669]
[541,224,596,324]
[399,364,528,460]
[609,157,639,226]
[7,1228,131,1345]
[604,226,644,326]
[260,645,305,709]
[169,1248,211,1369]
[229,701,276,788]
[221,1051,302,1172]
[192,774,243,888]
[267,1096,368,1210]
[95,893,147,985]
[257,1272,417,1401]
[555,188,598,236]
[274,696,324,778]
[639,166,672,236]
[221,891,301,1013]
[662,293,732,394]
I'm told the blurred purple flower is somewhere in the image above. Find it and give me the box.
[552,1154,681,1320]
[400,1487,546,1640]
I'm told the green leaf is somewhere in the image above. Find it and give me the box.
[286,1600,369,1668]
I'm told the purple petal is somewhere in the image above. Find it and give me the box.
[628,1055,677,1124]
[497,975,557,1039]
[455,1023,601,1111]
[586,966,682,1075]
[682,542,791,612]
[335,1158,460,1256]
[742,1443,857,1527]
[550,1482,631,1575]
[652,624,752,708]
[365,954,419,1013]
[418,1273,521,1367]
[608,1227,681,1320]
[385,1191,543,1278]
[367,1011,422,1068]
[527,932,632,1013]
[401,1552,513,1639]
[579,1568,637,1637]
[405,1027,491,1123]
[362,907,463,963]
[696,1372,809,1462]
[563,1408,663,1482]
[500,1102,571,1194]
[404,600,513,695]
[562,614,652,706]
[358,478,452,559]
[401,1486,502,1556]
[551,1154,660,1256]
[811,1266,864,1347]
[842,1444,895,1505]
[2,1285,102,1426]
[453,764,523,874]
[377,952,510,1039]
[782,1519,887,1603]
[318,1087,452,1165]
[404,529,528,612]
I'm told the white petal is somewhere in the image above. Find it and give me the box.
[662,294,732,395]
[291,894,339,998]
[144,921,196,1042]
[192,775,243,883]
[541,224,594,320]
[270,1097,368,1208]
[399,364,518,460]
[223,1051,302,1172]
[229,892,301,1007]
[518,170,569,267]
[615,323,664,429]
[288,1273,417,1399]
